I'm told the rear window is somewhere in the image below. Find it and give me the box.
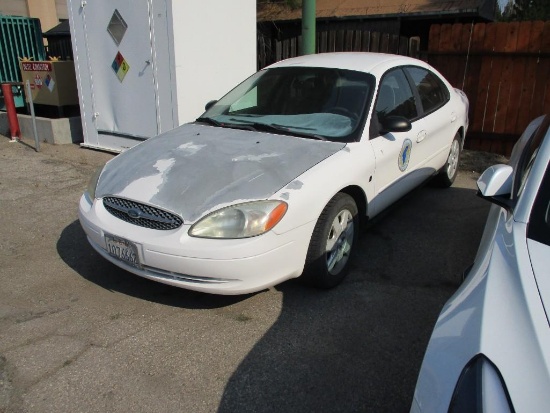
[527,158,550,246]
[406,67,450,114]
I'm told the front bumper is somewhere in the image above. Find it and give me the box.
[78,195,314,294]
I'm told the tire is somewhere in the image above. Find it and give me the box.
[434,133,461,187]
[301,193,359,289]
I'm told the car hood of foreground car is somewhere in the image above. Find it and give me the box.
[95,123,346,223]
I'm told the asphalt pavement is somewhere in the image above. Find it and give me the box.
[0,137,497,412]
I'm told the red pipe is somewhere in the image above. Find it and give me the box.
[1,83,21,140]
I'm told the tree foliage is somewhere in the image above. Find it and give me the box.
[499,0,550,21]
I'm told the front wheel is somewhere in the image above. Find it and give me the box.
[301,193,359,289]
[434,133,461,187]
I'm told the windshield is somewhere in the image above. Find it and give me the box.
[199,66,375,142]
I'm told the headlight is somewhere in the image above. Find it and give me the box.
[449,355,514,413]
[85,165,104,202]
[189,200,288,239]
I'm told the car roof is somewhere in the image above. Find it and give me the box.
[266,52,430,75]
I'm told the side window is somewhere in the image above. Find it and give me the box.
[229,87,258,113]
[375,69,417,122]
[228,72,283,115]
[407,67,449,114]
[527,159,550,247]
[514,116,549,199]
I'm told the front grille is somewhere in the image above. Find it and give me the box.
[103,197,183,230]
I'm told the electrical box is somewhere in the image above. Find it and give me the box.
[67,0,256,152]
[19,60,79,106]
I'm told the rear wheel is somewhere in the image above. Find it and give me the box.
[434,133,461,187]
[301,193,358,289]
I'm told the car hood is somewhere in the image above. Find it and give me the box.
[96,123,346,222]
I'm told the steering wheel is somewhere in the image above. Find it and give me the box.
[327,107,358,121]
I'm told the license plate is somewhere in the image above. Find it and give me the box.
[105,235,140,267]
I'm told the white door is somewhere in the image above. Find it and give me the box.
[81,1,159,142]
[405,66,458,172]
[369,68,427,214]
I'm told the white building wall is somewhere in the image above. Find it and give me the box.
[171,0,257,123]
[67,0,256,152]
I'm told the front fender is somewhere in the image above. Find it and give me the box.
[272,142,375,235]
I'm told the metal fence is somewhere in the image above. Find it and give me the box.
[0,16,45,83]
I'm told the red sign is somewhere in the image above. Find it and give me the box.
[34,74,42,89]
[21,62,52,72]
[115,52,124,66]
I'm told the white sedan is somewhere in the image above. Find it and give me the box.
[411,115,550,412]
[79,52,469,295]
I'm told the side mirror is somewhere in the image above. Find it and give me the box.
[205,100,218,111]
[477,164,514,211]
[379,116,412,135]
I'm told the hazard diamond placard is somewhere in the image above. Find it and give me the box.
[111,51,130,82]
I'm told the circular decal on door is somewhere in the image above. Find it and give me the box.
[398,139,412,171]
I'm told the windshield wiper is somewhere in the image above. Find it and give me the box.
[228,118,328,141]
[197,116,328,141]
[196,117,222,127]
[196,117,259,132]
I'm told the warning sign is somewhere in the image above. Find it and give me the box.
[34,74,43,89]
[45,74,55,92]
[22,62,52,72]
[19,60,79,106]
[111,51,130,82]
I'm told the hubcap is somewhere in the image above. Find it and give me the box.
[325,209,354,275]
[446,139,460,179]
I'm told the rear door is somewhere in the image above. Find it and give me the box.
[405,66,456,171]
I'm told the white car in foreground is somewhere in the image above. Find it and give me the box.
[411,115,550,412]
[79,52,469,295]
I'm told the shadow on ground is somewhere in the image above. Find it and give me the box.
[57,183,490,412]
[56,221,253,309]
[216,184,490,413]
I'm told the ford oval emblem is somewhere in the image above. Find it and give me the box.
[127,208,141,219]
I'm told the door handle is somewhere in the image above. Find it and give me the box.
[416,130,427,143]
[451,112,457,123]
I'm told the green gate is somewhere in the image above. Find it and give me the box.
[0,15,46,109]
